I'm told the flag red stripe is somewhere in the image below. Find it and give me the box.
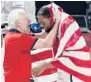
[31,50,53,62]
[51,60,91,82]
[65,29,82,49]
[60,15,75,38]
[66,46,89,52]
[59,55,91,68]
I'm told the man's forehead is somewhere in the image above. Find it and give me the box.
[37,16,49,22]
[37,15,44,19]
[37,16,44,22]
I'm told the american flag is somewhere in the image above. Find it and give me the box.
[51,7,91,82]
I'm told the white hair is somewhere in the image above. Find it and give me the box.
[8,9,26,29]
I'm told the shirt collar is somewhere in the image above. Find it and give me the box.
[9,29,21,33]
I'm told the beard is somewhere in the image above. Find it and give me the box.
[45,27,52,33]
[45,22,55,33]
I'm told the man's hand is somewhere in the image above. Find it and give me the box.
[32,29,47,39]
[32,64,46,77]
[32,63,55,77]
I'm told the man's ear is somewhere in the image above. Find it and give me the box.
[16,21,20,27]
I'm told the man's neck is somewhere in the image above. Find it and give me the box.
[16,27,30,34]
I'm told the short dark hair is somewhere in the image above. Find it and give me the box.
[37,5,50,18]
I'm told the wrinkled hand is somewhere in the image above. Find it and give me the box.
[32,63,55,77]
[32,64,46,77]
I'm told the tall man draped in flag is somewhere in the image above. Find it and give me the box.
[32,3,91,82]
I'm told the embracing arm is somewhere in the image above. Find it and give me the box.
[33,20,60,49]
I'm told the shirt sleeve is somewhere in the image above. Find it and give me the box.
[19,34,38,51]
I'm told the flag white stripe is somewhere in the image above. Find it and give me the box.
[31,48,52,55]
[66,36,86,50]
[61,12,69,23]
[58,57,91,76]
[55,21,79,58]
[63,51,90,60]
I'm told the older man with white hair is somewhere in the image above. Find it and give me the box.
[3,8,61,82]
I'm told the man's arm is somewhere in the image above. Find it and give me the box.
[33,21,60,49]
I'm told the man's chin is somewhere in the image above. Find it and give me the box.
[45,28,52,33]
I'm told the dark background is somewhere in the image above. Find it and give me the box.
[35,1,86,15]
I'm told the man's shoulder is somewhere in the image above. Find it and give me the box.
[61,12,70,22]
[4,32,22,41]
[62,12,69,16]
